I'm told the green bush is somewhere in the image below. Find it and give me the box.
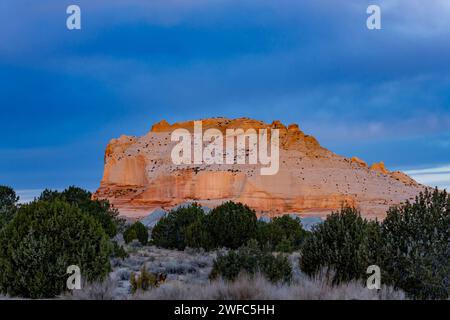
[123,227,137,244]
[152,202,306,251]
[111,241,128,260]
[151,203,205,250]
[299,207,380,284]
[257,215,308,252]
[134,221,149,245]
[124,221,149,245]
[38,186,124,238]
[0,185,18,230]
[185,218,211,249]
[210,240,292,283]
[206,201,258,249]
[380,188,449,300]
[275,238,295,253]
[0,200,111,298]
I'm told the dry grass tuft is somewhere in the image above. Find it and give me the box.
[60,277,123,300]
[133,272,406,300]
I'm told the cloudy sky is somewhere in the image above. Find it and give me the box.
[1,0,449,200]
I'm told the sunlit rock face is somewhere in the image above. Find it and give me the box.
[94,117,423,220]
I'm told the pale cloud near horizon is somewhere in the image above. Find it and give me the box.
[16,189,43,204]
[382,0,450,37]
[404,164,450,191]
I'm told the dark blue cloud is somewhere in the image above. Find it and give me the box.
[1,0,449,191]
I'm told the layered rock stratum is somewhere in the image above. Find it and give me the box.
[94,117,423,219]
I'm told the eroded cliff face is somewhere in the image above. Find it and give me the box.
[94,117,423,219]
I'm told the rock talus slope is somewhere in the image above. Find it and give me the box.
[94,118,423,219]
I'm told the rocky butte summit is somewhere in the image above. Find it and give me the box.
[94,117,423,219]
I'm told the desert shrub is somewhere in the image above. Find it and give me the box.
[210,240,292,283]
[130,266,165,293]
[185,218,212,249]
[300,207,380,284]
[276,238,295,253]
[134,221,149,245]
[111,241,128,260]
[123,221,148,245]
[380,188,449,300]
[153,202,293,251]
[0,185,19,230]
[151,203,205,250]
[38,186,124,238]
[123,227,137,244]
[206,201,258,249]
[0,200,111,298]
[257,215,308,252]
